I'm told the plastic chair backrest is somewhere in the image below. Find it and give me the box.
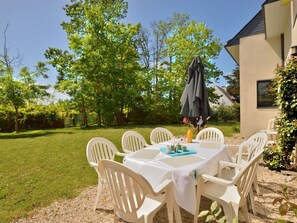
[235,140,259,165]
[122,131,147,153]
[150,127,174,144]
[99,159,156,222]
[234,151,263,199]
[247,132,268,154]
[195,127,224,144]
[267,118,276,131]
[86,137,118,170]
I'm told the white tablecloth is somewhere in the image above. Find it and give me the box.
[123,140,232,214]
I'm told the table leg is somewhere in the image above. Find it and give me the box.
[193,176,203,223]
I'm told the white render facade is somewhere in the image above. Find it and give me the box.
[225,0,297,137]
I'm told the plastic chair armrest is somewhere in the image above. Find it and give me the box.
[123,150,133,154]
[89,162,98,168]
[201,174,234,186]
[218,161,243,177]
[115,152,126,157]
[219,161,243,169]
[226,144,240,148]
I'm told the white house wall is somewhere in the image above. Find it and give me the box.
[239,33,279,137]
[210,85,234,107]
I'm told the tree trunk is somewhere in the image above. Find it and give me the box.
[97,110,102,126]
[14,107,19,134]
[79,93,88,128]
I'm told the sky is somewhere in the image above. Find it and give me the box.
[0,0,265,89]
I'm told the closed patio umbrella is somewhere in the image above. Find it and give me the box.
[180,56,211,128]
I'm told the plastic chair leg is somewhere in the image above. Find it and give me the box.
[166,187,174,223]
[242,202,251,223]
[253,174,261,195]
[193,178,203,223]
[174,199,182,223]
[249,189,257,215]
[113,213,119,223]
[94,179,104,211]
[221,203,236,223]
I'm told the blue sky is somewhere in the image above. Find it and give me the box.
[0,0,264,87]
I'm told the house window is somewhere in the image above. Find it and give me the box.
[257,80,276,108]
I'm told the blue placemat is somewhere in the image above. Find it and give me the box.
[160,148,196,157]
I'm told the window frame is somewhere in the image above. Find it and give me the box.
[256,79,277,108]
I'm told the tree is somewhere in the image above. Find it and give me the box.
[135,13,223,123]
[0,64,50,133]
[45,47,91,127]
[0,24,23,68]
[165,13,222,82]
[224,66,240,102]
[46,0,141,126]
[164,13,223,119]
[137,19,173,122]
[0,25,49,133]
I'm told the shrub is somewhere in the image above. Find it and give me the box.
[0,105,15,132]
[273,59,297,168]
[21,105,64,130]
[210,103,240,122]
[263,144,287,170]
[198,201,238,223]
[232,124,240,133]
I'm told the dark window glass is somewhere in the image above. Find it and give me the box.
[257,80,276,108]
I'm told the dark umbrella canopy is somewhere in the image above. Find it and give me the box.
[180,56,211,127]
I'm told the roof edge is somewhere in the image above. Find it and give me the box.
[225,10,263,47]
[224,44,239,65]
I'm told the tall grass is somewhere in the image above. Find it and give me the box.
[0,122,238,222]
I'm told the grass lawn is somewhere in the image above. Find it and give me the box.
[0,122,238,223]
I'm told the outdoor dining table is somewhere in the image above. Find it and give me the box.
[123,139,233,216]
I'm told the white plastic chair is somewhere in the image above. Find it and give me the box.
[98,159,181,223]
[86,137,125,210]
[260,118,277,146]
[218,140,259,178]
[218,132,267,215]
[195,151,263,223]
[122,130,150,153]
[231,132,267,165]
[244,132,267,196]
[195,127,224,144]
[150,127,174,145]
